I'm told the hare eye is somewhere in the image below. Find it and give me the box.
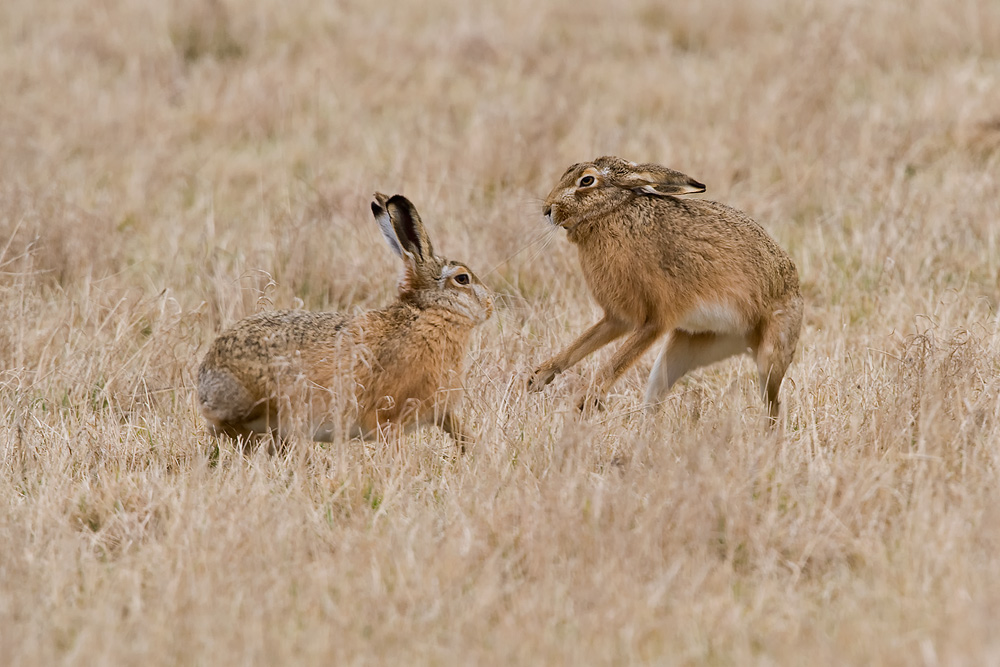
[579,175,595,187]
[454,273,471,286]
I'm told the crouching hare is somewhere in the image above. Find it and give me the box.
[198,193,494,449]
[529,156,802,420]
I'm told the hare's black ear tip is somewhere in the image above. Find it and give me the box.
[372,192,392,216]
[691,179,707,192]
[386,193,413,209]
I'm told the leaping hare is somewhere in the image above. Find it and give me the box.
[529,156,802,420]
[198,193,494,448]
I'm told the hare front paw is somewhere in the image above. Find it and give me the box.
[528,365,558,392]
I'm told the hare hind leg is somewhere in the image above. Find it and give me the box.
[754,297,804,421]
[198,367,280,442]
[644,331,749,408]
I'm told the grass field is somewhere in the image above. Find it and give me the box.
[3,0,1000,664]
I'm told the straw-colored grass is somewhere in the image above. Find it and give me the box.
[3,0,1000,663]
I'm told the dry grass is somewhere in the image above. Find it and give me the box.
[2,0,1000,664]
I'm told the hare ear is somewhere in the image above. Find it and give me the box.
[384,194,434,264]
[371,192,405,259]
[617,167,706,197]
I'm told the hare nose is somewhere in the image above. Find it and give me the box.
[543,204,552,218]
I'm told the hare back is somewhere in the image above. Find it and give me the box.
[632,196,793,265]
[574,196,799,332]
[198,310,353,419]
[200,310,353,382]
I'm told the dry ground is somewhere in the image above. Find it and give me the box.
[3,0,1000,664]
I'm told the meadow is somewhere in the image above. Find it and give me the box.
[2,0,1000,663]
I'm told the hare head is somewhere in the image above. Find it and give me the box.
[371,192,493,325]
[542,156,706,234]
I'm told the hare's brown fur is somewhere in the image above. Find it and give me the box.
[198,193,493,447]
[530,156,802,419]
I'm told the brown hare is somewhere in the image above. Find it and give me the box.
[529,156,802,420]
[198,193,494,448]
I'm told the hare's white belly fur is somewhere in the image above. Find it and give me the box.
[676,301,745,335]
